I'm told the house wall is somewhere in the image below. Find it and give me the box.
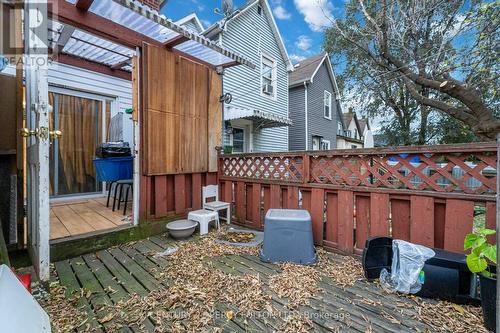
[306,62,337,150]
[2,63,133,144]
[288,85,306,151]
[221,1,289,152]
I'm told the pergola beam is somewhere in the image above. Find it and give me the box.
[75,0,94,11]
[112,0,255,68]
[48,0,161,48]
[56,25,75,48]
[57,53,131,80]
[163,35,189,48]
[111,58,131,69]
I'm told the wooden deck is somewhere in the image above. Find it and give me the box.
[50,197,131,240]
[50,234,451,333]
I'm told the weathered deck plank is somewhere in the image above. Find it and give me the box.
[53,236,439,333]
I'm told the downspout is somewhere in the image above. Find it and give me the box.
[304,82,308,150]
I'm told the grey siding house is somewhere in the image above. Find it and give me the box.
[204,0,293,153]
[288,53,343,151]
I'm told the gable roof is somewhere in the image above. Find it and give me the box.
[288,53,341,96]
[343,112,363,134]
[203,0,293,71]
[358,118,370,133]
[175,13,204,33]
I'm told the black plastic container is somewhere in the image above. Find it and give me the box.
[362,237,392,280]
[95,142,131,158]
[362,237,480,305]
[480,274,497,332]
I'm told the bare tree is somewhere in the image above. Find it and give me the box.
[324,0,499,140]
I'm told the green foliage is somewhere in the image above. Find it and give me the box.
[464,228,497,277]
[323,0,499,143]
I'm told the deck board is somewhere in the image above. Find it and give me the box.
[52,236,441,333]
[50,197,131,240]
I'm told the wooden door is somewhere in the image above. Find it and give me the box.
[24,0,50,281]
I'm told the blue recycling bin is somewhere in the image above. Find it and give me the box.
[93,157,133,182]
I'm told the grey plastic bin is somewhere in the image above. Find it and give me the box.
[260,209,317,264]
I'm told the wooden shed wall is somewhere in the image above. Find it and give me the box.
[139,44,222,221]
[141,43,221,176]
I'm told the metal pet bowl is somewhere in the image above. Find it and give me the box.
[166,219,197,239]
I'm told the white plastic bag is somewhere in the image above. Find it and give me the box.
[154,246,178,258]
[380,240,435,294]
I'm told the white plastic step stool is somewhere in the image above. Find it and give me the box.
[188,209,219,235]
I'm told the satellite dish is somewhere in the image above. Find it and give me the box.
[364,130,374,148]
[222,0,233,16]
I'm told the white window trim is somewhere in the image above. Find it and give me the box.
[260,52,277,101]
[324,90,332,120]
[321,139,331,150]
[230,126,247,153]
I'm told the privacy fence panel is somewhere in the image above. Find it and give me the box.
[219,143,497,254]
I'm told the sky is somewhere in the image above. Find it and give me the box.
[160,0,346,64]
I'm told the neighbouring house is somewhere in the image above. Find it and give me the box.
[336,111,371,149]
[288,53,343,151]
[175,13,204,33]
[203,0,293,153]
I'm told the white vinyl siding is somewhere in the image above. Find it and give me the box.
[324,90,332,120]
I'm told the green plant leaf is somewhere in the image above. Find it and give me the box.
[464,233,486,250]
[466,252,488,273]
[479,228,496,236]
[483,244,497,264]
[464,233,479,250]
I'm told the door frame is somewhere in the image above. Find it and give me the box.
[48,86,118,199]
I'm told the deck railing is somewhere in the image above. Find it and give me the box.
[218,142,497,254]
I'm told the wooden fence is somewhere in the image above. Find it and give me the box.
[139,172,218,221]
[218,143,497,254]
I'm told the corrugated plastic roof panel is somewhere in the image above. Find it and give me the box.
[52,0,251,69]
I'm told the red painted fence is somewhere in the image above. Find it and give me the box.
[140,172,218,221]
[218,143,497,254]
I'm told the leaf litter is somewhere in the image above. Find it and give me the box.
[39,229,487,332]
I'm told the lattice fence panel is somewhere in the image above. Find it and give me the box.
[310,152,496,194]
[220,155,304,182]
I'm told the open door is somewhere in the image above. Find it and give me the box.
[22,0,51,281]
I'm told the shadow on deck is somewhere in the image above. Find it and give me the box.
[43,231,485,333]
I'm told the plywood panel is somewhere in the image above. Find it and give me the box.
[355,195,370,250]
[338,190,354,253]
[485,202,497,244]
[142,44,220,176]
[0,75,17,151]
[370,193,390,237]
[208,71,222,172]
[325,192,338,244]
[391,199,410,241]
[444,199,474,253]
[310,188,324,245]
[410,196,434,247]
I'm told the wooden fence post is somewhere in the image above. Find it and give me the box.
[303,153,310,184]
[338,190,354,253]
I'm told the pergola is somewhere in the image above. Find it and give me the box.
[47,0,255,79]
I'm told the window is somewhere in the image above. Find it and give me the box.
[257,5,262,15]
[232,128,245,153]
[337,121,343,135]
[354,129,358,139]
[321,140,331,150]
[351,145,358,149]
[261,54,276,99]
[312,136,321,151]
[324,91,332,119]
